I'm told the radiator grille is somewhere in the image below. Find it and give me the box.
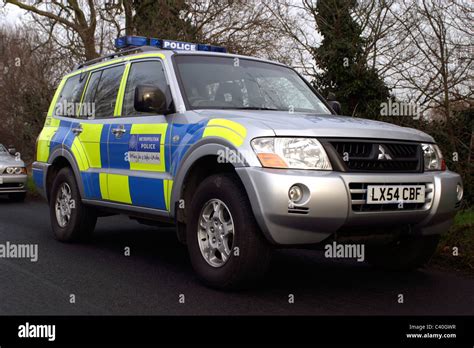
[329,141,422,173]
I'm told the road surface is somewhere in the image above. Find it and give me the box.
[0,199,473,315]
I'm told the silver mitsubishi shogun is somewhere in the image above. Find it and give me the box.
[33,37,463,289]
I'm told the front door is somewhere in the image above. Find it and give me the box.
[107,59,172,211]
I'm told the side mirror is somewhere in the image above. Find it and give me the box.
[7,146,16,156]
[328,100,341,115]
[134,85,172,114]
[327,93,341,115]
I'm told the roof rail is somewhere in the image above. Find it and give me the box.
[73,46,157,70]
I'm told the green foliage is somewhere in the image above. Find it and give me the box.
[434,208,474,274]
[313,0,390,118]
[432,110,473,208]
[385,109,473,208]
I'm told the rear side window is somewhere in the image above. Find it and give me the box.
[54,73,87,117]
[83,65,125,119]
[122,60,168,116]
[81,70,102,118]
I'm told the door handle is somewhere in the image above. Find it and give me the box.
[72,126,83,135]
[112,126,126,137]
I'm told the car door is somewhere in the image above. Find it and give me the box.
[107,59,173,211]
[71,64,125,201]
[47,71,104,201]
[47,74,83,161]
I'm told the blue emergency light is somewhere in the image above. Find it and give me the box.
[114,36,227,53]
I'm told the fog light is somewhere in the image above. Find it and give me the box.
[456,183,463,202]
[289,185,303,203]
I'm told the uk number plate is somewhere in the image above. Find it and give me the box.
[367,185,425,204]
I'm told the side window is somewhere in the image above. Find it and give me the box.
[54,73,87,118]
[95,65,125,118]
[122,60,168,116]
[81,70,102,119]
[84,65,125,119]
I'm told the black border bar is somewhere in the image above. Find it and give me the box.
[0,316,473,345]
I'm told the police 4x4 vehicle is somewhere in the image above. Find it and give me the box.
[33,36,463,289]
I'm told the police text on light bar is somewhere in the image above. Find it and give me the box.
[114,36,226,53]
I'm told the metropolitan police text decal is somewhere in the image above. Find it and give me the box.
[128,134,161,164]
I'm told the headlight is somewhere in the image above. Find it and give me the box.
[422,144,445,171]
[5,167,26,175]
[251,137,332,170]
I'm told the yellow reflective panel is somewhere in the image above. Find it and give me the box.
[114,63,131,117]
[99,173,109,200]
[78,123,103,142]
[129,124,168,172]
[36,126,58,162]
[71,137,90,171]
[107,174,132,204]
[44,115,60,128]
[164,179,174,211]
[203,119,247,147]
[78,124,103,168]
[203,126,244,147]
[81,143,101,168]
[207,118,247,138]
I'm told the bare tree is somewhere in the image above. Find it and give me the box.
[4,0,102,60]
[0,25,68,161]
[386,0,473,116]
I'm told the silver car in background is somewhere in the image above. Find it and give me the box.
[0,144,27,202]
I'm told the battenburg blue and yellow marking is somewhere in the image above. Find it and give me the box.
[33,41,252,214]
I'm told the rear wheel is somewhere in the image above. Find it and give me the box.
[49,167,97,242]
[9,192,26,202]
[366,235,440,271]
[186,173,272,289]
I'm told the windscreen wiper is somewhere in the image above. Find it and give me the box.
[227,107,281,111]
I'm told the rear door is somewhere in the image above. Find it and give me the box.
[47,73,87,161]
[107,59,172,210]
[46,72,103,200]
[72,64,125,200]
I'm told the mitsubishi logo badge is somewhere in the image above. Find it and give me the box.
[377,145,392,160]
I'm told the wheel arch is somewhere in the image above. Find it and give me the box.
[171,139,251,243]
[46,147,85,202]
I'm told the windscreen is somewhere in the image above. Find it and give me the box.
[175,55,331,114]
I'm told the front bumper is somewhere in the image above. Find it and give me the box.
[236,167,462,245]
[0,174,27,194]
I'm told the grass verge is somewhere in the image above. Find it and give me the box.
[26,173,42,199]
[432,208,474,275]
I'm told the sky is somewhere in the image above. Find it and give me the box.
[1,3,25,26]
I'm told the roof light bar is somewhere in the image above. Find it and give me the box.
[114,36,227,53]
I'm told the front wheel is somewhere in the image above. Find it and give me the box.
[186,174,272,289]
[49,167,97,242]
[366,235,440,271]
